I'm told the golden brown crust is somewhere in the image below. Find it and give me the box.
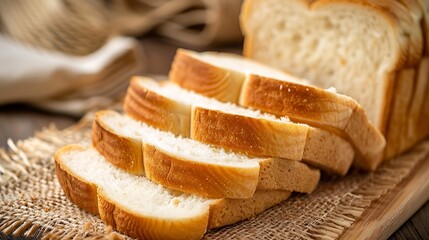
[407,58,429,142]
[240,75,355,129]
[345,107,385,171]
[93,110,317,196]
[123,78,326,184]
[208,190,291,229]
[124,77,191,137]
[97,190,209,240]
[303,128,354,176]
[92,111,144,175]
[56,145,210,240]
[169,49,245,103]
[377,72,397,135]
[389,58,429,156]
[241,75,385,171]
[257,158,320,193]
[55,145,99,215]
[94,111,259,199]
[55,145,294,239]
[167,51,372,172]
[191,103,352,175]
[385,68,415,159]
[418,73,429,142]
[169,49,385,171]
[143,143,260,199]
[191,106,308,161]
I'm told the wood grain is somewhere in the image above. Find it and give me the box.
[390,201,429,240]
[340,153,429,240]
[0,104,77,148]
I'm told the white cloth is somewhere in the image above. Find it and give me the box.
[0,0,243,116]
[0,36,145,115]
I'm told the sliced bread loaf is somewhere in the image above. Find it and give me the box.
[168,50,383,171]
[92,110,320,197]
[238,0,429,160]
[240,0,423,128]
[124,77,354,175]
[55,144,291,240]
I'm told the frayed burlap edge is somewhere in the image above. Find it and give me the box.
[0,113,127,239]
[0,112,428,239]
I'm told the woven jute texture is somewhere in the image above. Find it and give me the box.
[1,113,429,239]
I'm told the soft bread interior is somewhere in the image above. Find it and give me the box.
[131,78,356,174]
[242,0,405,128]
[136,77,292,123]
[100,111,260,167]
[60,146,210,218]
[57,145,293,238]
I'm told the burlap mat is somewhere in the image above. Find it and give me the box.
[1,113,428,239]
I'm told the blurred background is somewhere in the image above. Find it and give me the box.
[0,0,244,109]
[0,0,243,144]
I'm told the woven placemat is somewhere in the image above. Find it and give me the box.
[1,113,428,239]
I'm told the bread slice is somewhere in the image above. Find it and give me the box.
[388,61,429,159]
[169,49,290,104]
[385,68,415,159]
[412,58,429,142]
[124,77,354,175]
[93,110,320,196]
[241,75,384,171]
[93,110,258,199]
[417,0,429,55]
[169,49,383,171]
[55,144,291,240]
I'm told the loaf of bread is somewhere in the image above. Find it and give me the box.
[124,77,354,175]
[239,0,429,159]
[54,2,429,238]
[55,145,291,240]
[241,0,422,128]
[169,49,384,171]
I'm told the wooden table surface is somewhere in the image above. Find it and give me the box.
[0,37,428,240]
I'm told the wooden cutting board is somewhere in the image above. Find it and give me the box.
[339,154,429,239]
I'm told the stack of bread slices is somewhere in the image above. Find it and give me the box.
[239,0,429,159]
[55,49,385,239]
